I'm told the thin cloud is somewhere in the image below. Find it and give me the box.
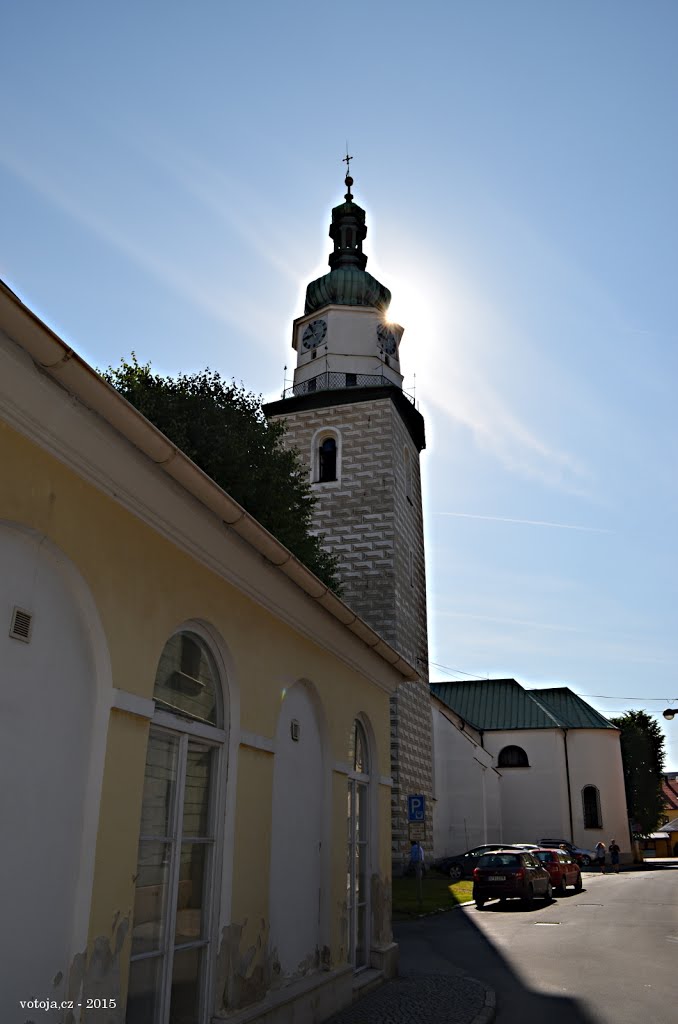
[438,610,589,633]
[437,512,612,534]
[0,147,276,345]
[396,263,593,495]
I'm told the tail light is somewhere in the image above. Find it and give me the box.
[473,867,480,878]
[514,869,525,880]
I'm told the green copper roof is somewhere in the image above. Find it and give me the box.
[304,174,391,315]
[305,268,391,315]
[430,679,617,731]
[528,688,616,729]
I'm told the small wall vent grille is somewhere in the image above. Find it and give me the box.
[9,606,33,643]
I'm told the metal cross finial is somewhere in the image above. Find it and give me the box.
[343,146,354,200]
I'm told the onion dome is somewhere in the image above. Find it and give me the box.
[304,172,391,315]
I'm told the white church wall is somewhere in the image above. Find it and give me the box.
[484,729,571,843]
[432,708,500,855]
[566,729,631,855]
[292,307,404,390]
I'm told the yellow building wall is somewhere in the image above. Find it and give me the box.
[1,420,394,1011]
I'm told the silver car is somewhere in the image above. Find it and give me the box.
[538,838,596,866]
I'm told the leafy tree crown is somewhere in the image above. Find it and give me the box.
[102,355,340,592]
[610,709,666,837]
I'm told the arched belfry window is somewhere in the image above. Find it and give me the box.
[347,720,371,971]
[127,630,226,1024]
[582,785,602,829]
[497,745,529,768]
[319,437,337,482]
[311,428,341,486]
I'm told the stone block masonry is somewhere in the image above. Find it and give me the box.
[268,392,432,869]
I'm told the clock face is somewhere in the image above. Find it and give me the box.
[377,322,397,355]
[302,318,327,349]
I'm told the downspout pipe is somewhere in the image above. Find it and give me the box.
[562,728,574,842]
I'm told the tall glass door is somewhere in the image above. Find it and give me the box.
[127,728,218,1024]
[347,720,370,971]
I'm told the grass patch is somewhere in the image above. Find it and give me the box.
[392,874,474,917]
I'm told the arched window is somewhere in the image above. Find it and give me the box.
[347,720,371,971]
[127,630,226,1024]
[582,785,602,829]
[319,437,337,482]
[497,745,529,768]
[311,428,341,487]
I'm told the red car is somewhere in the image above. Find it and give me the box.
[533,848,582,894]
[472,850,553,908]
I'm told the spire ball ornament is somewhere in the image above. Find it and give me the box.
[343,148,354,199]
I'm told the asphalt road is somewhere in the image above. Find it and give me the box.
[394,867,678,1024]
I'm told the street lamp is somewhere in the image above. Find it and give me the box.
[663,708,678,720]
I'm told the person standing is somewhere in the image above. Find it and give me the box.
[410,840,425,877]
[595,841,606,873]
[609,839,621,873]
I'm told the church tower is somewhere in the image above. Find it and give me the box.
[264,168,432,866]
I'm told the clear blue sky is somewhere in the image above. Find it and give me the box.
[2,2,677,770]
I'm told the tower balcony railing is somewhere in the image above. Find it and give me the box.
[282,370,414,404]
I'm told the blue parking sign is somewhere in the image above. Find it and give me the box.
[407,794,425,822]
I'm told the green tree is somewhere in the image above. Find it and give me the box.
[102,355,340,591]
[610,709,666,837]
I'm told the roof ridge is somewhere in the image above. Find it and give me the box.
[525,690,564,727]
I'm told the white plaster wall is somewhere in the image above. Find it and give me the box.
[483,730,570,843]
[269,681,326,976]
[432,709,501,855]
[0,524,97,1008]
[566,729,631,854]
[292,307,403,387]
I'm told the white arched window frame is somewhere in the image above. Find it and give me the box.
[582,784,603,829]
[127,625,228,1024]
[310,426,342,486]
[347,717,375,972]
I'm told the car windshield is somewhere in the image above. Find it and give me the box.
[478,853,522,868]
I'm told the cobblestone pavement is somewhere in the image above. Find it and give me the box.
[325,973,495,1024]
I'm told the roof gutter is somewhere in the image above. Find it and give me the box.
[0,280,418,682]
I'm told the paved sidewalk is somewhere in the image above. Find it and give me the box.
[326,905,495,1024]
[325,971,494,1024]
[327,860,677,1023]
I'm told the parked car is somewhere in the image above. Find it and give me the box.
[538,839,596,867]
[532,848,582,894]
[473,850,553,908]
[436,844,525,881]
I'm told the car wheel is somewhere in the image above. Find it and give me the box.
[449,864,462,881]
[475,898,486,910]
[574,873,582,892]
[522,885,534,906]
[544,881,553,901]
[580,855,591,867]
